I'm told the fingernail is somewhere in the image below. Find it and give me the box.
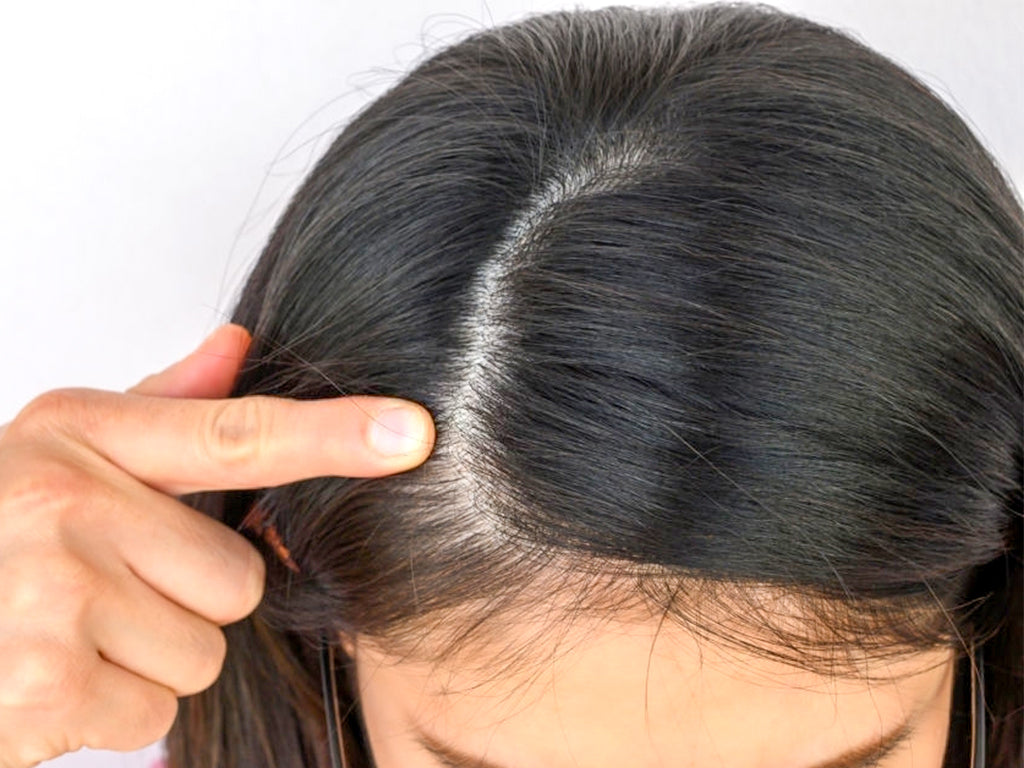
[368,406,429,457]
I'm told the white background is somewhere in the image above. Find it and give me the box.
[0,2,1018,767]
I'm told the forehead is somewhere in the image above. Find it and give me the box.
[353,614,955,767]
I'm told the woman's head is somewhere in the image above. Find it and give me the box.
[167,3,1022,767]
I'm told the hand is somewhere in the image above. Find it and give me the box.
[0,324,435,767]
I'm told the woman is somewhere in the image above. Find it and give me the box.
[162,3,1021,767]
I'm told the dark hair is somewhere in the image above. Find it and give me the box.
[165,3,1023,767]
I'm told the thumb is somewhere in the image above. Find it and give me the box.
[128,324,252,398]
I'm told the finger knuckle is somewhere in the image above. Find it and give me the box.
[0,638,85,709]
[9,738,61,768]
[0,458,86,534]
[207,542,266,625]
[0,549,98,620]
[140,688,180,744]
[187,625,227,693]
[78,686,179,753]
[200,397,273,469]
[9,389,93,442]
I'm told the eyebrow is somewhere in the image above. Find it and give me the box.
[414,715,914,768]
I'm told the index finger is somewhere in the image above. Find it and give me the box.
[17,388,436,496]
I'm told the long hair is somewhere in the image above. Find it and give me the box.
[166,4,1023,766]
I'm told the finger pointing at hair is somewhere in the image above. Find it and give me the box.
[0,324,435,766]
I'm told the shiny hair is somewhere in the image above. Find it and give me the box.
[166,3,1022,766]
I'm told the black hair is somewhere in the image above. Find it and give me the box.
[166,4,1022,766]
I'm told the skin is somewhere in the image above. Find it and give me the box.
[0,324,435,767]
[352,611,956,768]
